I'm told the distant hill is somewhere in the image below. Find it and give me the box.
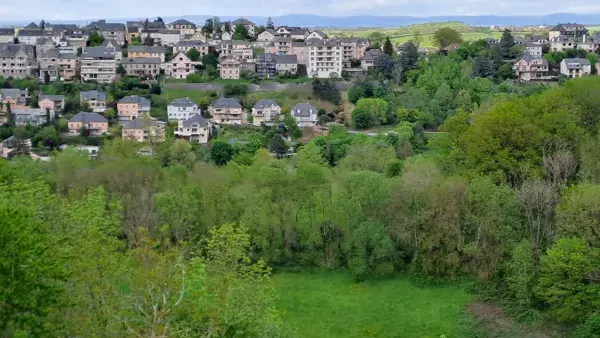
[3,13,600,28]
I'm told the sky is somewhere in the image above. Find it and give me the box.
[1,0,600,22]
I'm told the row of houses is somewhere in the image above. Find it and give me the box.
[484,23,600,82]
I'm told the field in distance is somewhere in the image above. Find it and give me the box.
[323,21,540,48]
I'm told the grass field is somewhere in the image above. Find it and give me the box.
[392,31,504,48]
[272,271,473,338]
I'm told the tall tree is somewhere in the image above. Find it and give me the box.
[202,18,214,35]
[266,17,274,29]
[432,27,463,49]
[186,47,200,61]
[233,24,249,40]
[500,28,516,58]
[383,37,394,56]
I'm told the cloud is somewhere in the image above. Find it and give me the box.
[1,0,600,22]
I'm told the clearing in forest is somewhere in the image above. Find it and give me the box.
[272,271,472,338]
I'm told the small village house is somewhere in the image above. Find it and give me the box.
[68,112,109,136]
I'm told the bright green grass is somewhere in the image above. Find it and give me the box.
[272,271,473,338]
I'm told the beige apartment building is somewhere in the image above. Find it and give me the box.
[252,99,281,126]
[209,97,244,125]
[307,39,343,78]
[0,44,35,79]
[81,46,117,83]
[39,49,78,81]
[122,119,166,143]
[126,46,165,62]
[123,57,161,77]
[220,55,242,80]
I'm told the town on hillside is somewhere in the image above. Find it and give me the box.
[0,17,598,159]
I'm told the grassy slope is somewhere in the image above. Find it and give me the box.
[273,271,472,338]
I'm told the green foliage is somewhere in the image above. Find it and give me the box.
[224,83,248,96]
[234,24,250,40]
[556,184,600,246]
[536,238,600,322]
[186,47,201,61]
[0,181,64,335]
[87,31,105,47]
[575,313,600,338]
[351,98,389,129]
[210,139,234,166]
[432,27,463,49]
[504,240,539,320]
[383,37,394,56]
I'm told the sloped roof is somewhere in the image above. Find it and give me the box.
[127,45,165,53]
[254,99,279,109]
[169,19,196,27]
[39,94,65,102]
[275,54,297,64]
[211,97,242,109]
[18,29,44,37]
[291,103,317,117]
[0,28,15,36]
[82,46,116,59]
[80,90,106,101]
[169,98,197,107]
[563,58,591,69]
[182,114,209,128]
[232,18,255,26]
[123,119,162,129]
[69,112,107,123]
[119,95,151,106]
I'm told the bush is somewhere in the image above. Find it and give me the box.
[186,73,204,83]
[575,313,600,338]
[224,83,248,96]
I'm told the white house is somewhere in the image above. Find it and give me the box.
[168,98,200,121]
[174,114,212,144]
[560,58,592,78]
[252,99,281,126]
[291,103,318,127]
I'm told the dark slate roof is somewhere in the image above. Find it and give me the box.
[288,27,308,35]
[119,95,151,106]
[182,114,209,128]
[39,94,64,102]
[563,58,591,68]
[254,99,279,109]
[310,30,328,38]
[80,90,106,101]
[275,54,297,64]
[18,29,44,37]
[169,19,196,27]
[101,39,120,47]
[169,98,196,107]
[59,53,77,59]
[176,40,206,47]
[550,23,588,32]
[82,46,116,59]
[257,53,277,62]
[0,88,25,99]
[69,112,107,123]
[88,20,125,31]
[123,119,162,129]
[0,28,15,36]
[0,44,31,58]
[291,103,317,117]
[41,48,60,59]
[158,29,180,35]
[46,23,78,31]
[24,22,39,29]
[127,26,140,33]
[362,49,385,61]
[211,97,242,109]
[127,45,165,53]
[232,18,255,26]
[520,53,537,62]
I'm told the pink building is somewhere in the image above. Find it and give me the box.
[163,52,199,79]
[68,112,108,136]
